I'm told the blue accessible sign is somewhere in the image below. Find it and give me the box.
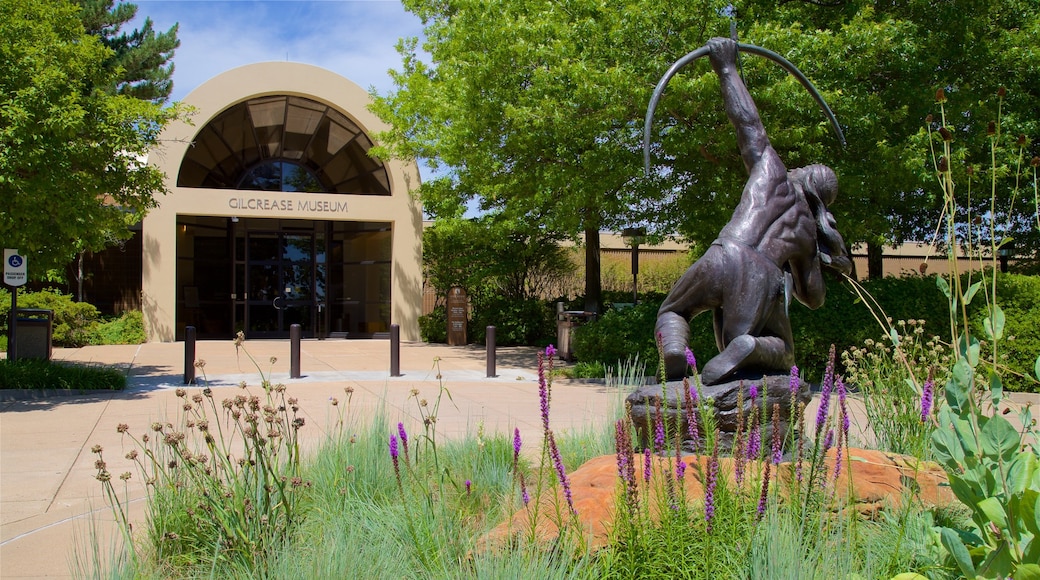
[4,249,27,287]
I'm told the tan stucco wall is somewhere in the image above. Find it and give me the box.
[144,62,422,342]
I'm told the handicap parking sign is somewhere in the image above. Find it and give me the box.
[4,249,27,287]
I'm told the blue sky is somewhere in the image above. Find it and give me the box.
[132,1,426,103]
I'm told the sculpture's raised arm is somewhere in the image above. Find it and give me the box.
[707,37,774,174]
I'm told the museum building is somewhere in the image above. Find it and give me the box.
[119,62,423,342]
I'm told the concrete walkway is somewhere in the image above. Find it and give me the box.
[1,339,624,579]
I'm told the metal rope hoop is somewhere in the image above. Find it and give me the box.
[643,42,846,176]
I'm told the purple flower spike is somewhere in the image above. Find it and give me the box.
[389,434,400,480]
[749,384,759,401]
[675,459,686,480]
[747,427,761,460]
[837,377,850,435]
[538,354,551,433]
[823,429,834,451]
[705,437,720,532]
[465,479,472,495]
[789,365,800,396]
[921,378,934,423]
[397,422,409,460]
[654,405,665,452]
[815,376,833,437]
[548,432,576,515]
[545,344,557,359]
[685,347,697,372]
[513,427,522,465]
[643,447,652,483]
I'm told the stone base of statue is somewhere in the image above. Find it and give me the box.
[626,373,812,455]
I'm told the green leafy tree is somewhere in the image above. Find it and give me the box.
[680,0,1040,275]
[76,0,180,103]
[0,0,185,276]
[423,215,571,301]
[372,0,737,314]
[374,0,1038,305]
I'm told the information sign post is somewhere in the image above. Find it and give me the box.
[4,249,28,360]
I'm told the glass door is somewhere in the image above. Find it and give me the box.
[241,232,315,337]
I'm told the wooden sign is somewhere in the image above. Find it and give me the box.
[447,287,468,346]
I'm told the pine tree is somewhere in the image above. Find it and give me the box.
[76,0,179,102]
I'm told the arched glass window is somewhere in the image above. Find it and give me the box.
[177,96,390,195]
[237,160,324,192]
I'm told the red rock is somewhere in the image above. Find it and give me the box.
[481,448,955,552]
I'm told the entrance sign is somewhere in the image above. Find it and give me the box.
[4,249,26,287]
[447,287,468,346]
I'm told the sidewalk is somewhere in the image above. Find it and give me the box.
[1,339,621,579]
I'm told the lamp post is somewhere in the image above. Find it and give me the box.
[998,241,1013,273]
[621,227,646,305]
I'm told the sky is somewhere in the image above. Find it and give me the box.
[132,0,426,104]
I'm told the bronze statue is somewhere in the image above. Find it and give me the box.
[647,37,852,384]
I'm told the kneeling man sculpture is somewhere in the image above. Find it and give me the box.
[630,37,852,451]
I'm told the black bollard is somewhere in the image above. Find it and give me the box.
[390,323,401,377]
[184,326,196,384]
[486,325,496,378]
[290,324,301,379]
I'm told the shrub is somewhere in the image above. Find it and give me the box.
[0,288,100,347]
[418,305,448,343]
[92,311,147,345]
[571,301,661,372]
[0,358,125,390]
[969,273,1040,393]
[469,294,555,347]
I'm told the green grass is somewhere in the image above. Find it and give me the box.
[0,358,125,390]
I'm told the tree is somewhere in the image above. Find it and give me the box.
[423,215,571,301]
[0,0,185,276]
[373,0,1039,307]
[76,0,180,103]
[371,0,737,314]
[729,0,1040,276]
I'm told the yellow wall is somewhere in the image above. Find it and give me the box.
[144,62,422,341]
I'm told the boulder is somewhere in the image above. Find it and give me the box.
[481,448,956,552]
[626,374,812,453]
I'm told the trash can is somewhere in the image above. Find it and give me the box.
[9,308,53,360]
[556,306,596,362]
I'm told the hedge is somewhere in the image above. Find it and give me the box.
[572,273,1040,392]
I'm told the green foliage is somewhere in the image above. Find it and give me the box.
[0,288,100,347]
[571,301,662,372]
[572,274,1040,390]
[92,310,146,345]
[470,294,555,347]
[76,0,180,103]
[0,289,146,347]
[921,93,1040,579]
[930,358,1040,578]
[418,305,448,343]
[0,0,186,275]
[0,358,125,390]
[970,274,1040,393]
[95,343,309,575]
[841,320,951,456]
[423,217,573,302]
[569,361,606,379]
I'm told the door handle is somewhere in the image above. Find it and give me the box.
[272,296,285,310]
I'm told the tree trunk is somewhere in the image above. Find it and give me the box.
[867,241,884,279]
[583,226,601,314]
